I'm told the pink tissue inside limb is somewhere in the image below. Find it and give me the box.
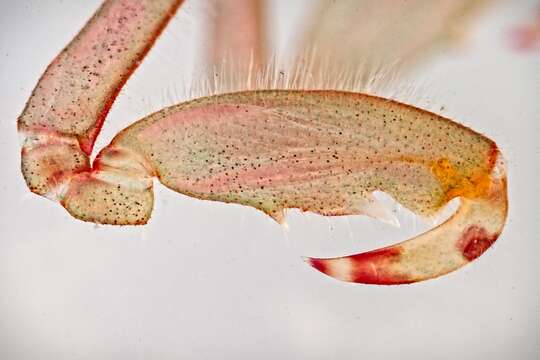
[124,90,496,219]
[18,0,183,154]
[140,104,427,192]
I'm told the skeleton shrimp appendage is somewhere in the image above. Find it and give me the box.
[18,1,507,285]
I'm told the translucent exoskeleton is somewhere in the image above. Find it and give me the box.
[18,0,507,285]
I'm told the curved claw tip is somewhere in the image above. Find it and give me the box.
[305,247,415,285]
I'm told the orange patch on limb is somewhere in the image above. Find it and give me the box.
[431,154,494,203]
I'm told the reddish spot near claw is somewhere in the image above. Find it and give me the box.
[456,225,498,261]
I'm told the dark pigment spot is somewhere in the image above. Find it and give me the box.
[457,225,498,261]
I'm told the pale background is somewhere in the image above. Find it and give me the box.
[0,1,539,359]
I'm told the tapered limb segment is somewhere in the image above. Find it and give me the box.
[18,0,183,201]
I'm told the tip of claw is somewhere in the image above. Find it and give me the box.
[304,247,416,285]
[303,257,327,273]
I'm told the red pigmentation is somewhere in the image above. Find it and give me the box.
[457,225,498,261]
[308,258,328,274]
[348,247,413,285]
[308,247,414,285]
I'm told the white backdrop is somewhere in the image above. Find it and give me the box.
[0,1,539,359]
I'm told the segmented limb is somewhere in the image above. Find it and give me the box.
[18,2,507,284]
[18,0,183,203]
[61,90,507,283]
